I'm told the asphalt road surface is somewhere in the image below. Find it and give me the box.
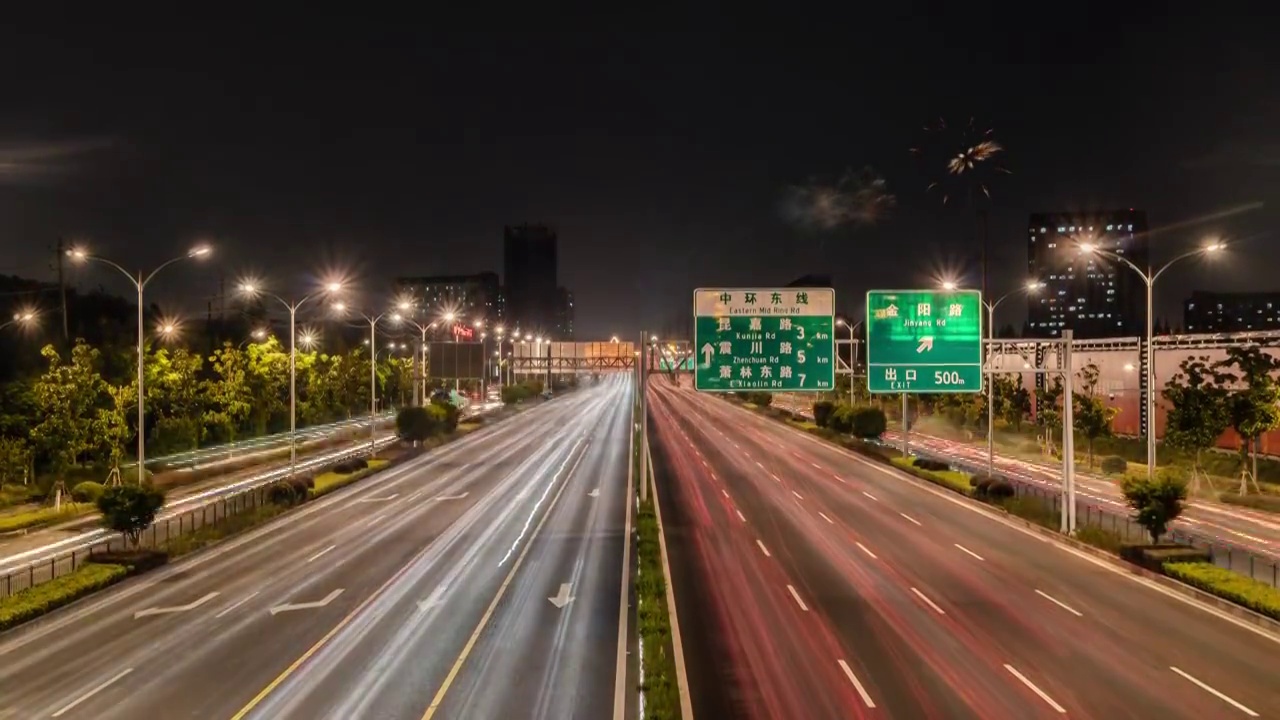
[649,381,1280,719]
[0,374,634,720]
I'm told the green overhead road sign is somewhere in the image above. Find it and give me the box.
[693,287,834,393]
[866,289,983,394]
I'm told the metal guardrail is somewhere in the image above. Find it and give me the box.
[0,436,397,599]
[902,444,1280,589]
[136,412,396,470]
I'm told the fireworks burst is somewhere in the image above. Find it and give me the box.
[909,117,1010,204]
[783,166,896,230]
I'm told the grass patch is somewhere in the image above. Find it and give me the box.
[1074,524,1124,553]
[997,496,1060,530]
[163,503,290,558]
[635,497,681,718]
[1164,562,1280,621]
[0,563,129,632]
[889,456,972,495]
[0,504,94,534]
[310,459,390,498]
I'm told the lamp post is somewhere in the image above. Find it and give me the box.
[835,318,863,405]
[70,245,212,480]
[334,302,403,457]
[0,310,37,331]
[239,280,342,474]
[397,315,438,406]
[1080,240,1224,479]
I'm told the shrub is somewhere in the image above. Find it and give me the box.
[1121,468,1189,543]
[849,406,887,438]
[913,457,950,472]
[431,399,460,433]
[397,406,441,442]
[812,401,835,428]
[828,404,854,433]
[1164,561,1280,621]
[985,480,1015,499]
[749,392,774,407]
[70,481,105,503]
[268,481,302,506]
[971,475,994,496]
[97,484,166,547]
[1100,456,1128,475]
[90,549,169,573]
[1118,544,1209,573]
[0,564,129,632]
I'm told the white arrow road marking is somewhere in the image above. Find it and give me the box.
[916,336,934,353]
[432,492,469,501]
[358,493,399,502]
[417,583,451,613]
[548,583,575,609]
[588,488,600,498]
[270,589,345,616]
[133,592,219,619]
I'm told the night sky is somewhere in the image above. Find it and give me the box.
[1,8,1276,339]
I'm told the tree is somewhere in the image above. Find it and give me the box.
[0,437,31,485]
[383,356,414,409]
[97,483,165,547]
[1162,355,1231,491]
[1034,376,1064,454]
[95,381,138,484]
[336,349,373,417]
[1072,362,1117,469]
[30,342,106,477]
[146,347,205,453]
[396,405,442,443]
[1214,346,1280,493]
[204,343,254,444]
[301,352,344,425]
[246,338,291,435]
[1122,468,1188,544]
[993,374,1031,433]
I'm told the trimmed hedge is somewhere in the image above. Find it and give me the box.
[0,505,89,534]
[71,481,105,503]
[912,457,950,472]
[812,401,835,428]
[635,497,680,718]
[0,563,129,632]
[1219,492,1280,513]
[1119,544,1210,573]
[1100,456,1128,475]
[1164,562,1280,621]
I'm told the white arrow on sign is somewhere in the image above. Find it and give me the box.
[133,592,219,619]
[270,589,344,616]
[701,343,714,364]
[916,337,935,353]
[548,583,574,609]
[432,492,469,501]
[588,488,600,498]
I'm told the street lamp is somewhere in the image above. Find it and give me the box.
[69,244,212,480]
[1079,239,1225,478]
[333,301,401,456]
[971,279,1044,478]
[0,309,37,331]
[835,318,864,404]
[239,278,342,473]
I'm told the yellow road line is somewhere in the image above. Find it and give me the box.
[421,439,589,719]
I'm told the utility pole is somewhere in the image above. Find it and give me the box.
[55,238,69,343]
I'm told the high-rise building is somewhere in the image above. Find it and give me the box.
[1026,210,1149,338]
[1184,291,1280,333]
[395,272,502,325]
[555,287,575,339]
[503,223,559,335]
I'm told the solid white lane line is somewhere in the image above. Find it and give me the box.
[215,591,261,619]
[837,660,876,708]
[792,491,804,501]
[862,491,877,501]
[1170,667,1259,717]
[786,585,809,611]
[736,510,746,522]
[1004,664,1066,714]
[954,544,985,561]
[818,511,834,524]
[307,545,336,563]
[910,587,945,614]
[856,542,878,559]
[52,668,133,717]
[756,540,771,557]
[900,512,922,526]
[1035,589,1083,617]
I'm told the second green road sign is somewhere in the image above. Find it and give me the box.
[693,288,834,392]
[866,289,982,394]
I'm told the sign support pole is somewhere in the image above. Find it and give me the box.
[1061,329,1076,535]
[901,393,908,457]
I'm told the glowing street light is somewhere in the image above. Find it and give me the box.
[68,243,213,479]
[1078,239,1226,477]
[333,301,402,456]
[239,277,343,472]
[1,308,38,331]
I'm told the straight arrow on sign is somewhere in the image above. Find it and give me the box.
[548,583,574,609]
[133,592,219,619]
[269,589,344,616]
[701,343,714,364]
[916,337,935,353]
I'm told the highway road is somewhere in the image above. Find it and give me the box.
[770,390,1280,562]
[649,381,1280,719]
[0,374,635,720]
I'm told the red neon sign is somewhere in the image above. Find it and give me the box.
[452,323,475,340]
